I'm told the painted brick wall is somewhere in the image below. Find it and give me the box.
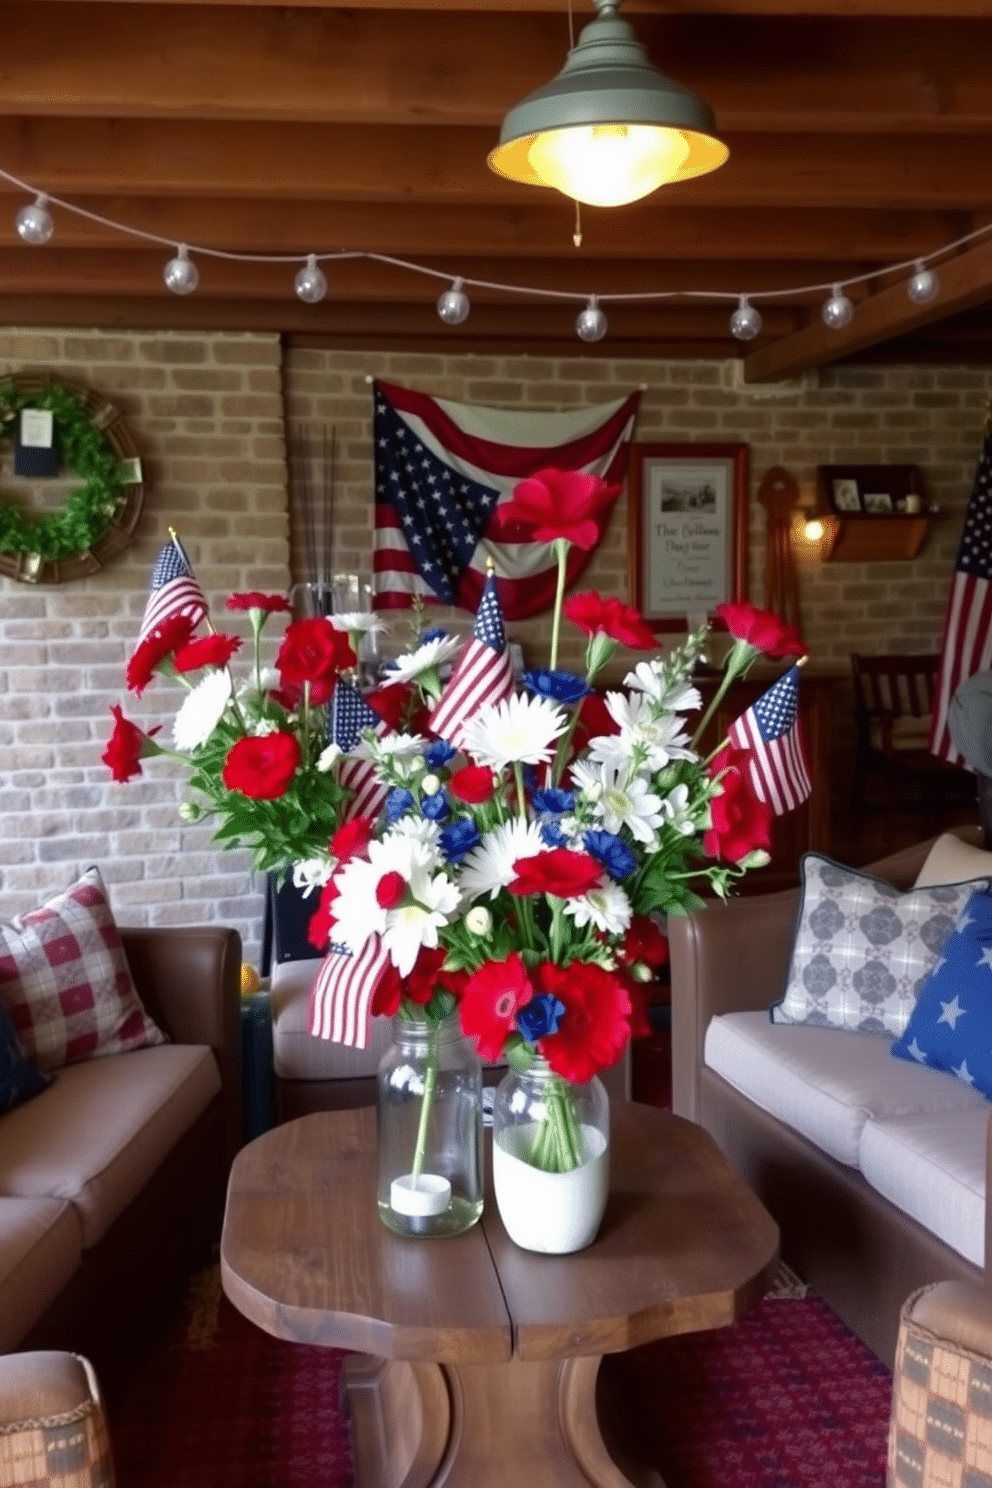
[0,329,288,960]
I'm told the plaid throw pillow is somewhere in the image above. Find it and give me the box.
[0,867,166,1071]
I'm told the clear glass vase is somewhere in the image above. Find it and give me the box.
[376,1011,484,1238]
[492,1058,610,1254]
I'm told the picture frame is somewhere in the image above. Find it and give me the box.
[831,478,862,513]
[862,491,894,514]
[627,442,748,630]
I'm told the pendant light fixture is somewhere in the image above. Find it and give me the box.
[488,0,727,209]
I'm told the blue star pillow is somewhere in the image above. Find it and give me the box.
[891,889,992,1098]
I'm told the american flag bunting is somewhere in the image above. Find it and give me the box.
[137,536,208,646]
[728,665,812,815]
[308,933,391,1048]
[429,569,515,748]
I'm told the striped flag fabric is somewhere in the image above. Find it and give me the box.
[929,425,992,763]
[728,665,812,815]
[308,933,391,1048]
[372,378,640,620]
[137,536,208,645]
[331,678,392,822]
[429,569,515,749]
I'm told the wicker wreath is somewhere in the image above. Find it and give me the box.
[0,374,145,585]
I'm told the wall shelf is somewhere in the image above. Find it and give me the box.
[823,514,931,563]
[815,462,932,563]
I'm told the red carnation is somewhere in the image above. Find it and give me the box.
[125,614,196,696]
[222,731,301,800]
[375,871,407,910]
[715,601,805,661]
[370,960,404,1018]
[704,745,773,864]
[173,633,242,673]
[563,591,657,650]
[276,618,355,692]
[622,915,669,970]
[509,848,603,900]
[364,681,429,734]
[448,765,497,804]
[489,468,620,551]
[330,817,374,862]
[307,879,340,952]
[459,954,535,1062]
[535,961,632,1083]
[101,705,161,783]
[227,592,292,615]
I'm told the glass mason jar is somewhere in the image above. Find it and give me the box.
[376,1011,483,1238]
[491,1058,610,1254]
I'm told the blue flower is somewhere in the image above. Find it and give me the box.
[540,820,568,847]
[439,818,481,863]
[522,669,593,705]
[517,993,567,1044]
[420,625,450,645]
[421,792,450,822]
[425,739,457,768]
[385,788,414,822]
[532,787,575,815]
[584,829,637,879]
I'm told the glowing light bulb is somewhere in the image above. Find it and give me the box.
[527,124,690,208]
[907,261,939,305]
[295,255,327,304]
[15,195,54,245]
[822,284,853,330]
[437,279,470,325]
[730,295,762,341]
[163,245,199,296]
[576,296,607,342]
[804,518,825,542]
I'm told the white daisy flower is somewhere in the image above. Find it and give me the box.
[458,818,547,900]
[623,663,701,715]
[389,816,442,853]
[328,612,387,638]
[331,831,437,952]
[564,881,632,936]
[355,731,427,762]
[575,760,665,847]
[659,782,697,836]
[383,866,462,977]
[380,634,462,687]
[316,743,344,772]
[292,858,335,896]
[598,692,695,772]
[173,669,233,751]
[460,692,567,772]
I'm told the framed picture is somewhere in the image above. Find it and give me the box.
[628,442,748,629]
[831,478,862,513]
[863,491,893,513]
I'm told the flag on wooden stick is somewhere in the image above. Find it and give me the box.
[330,678,392,822]
[137,532,208,645]
[308,933,391,1048]
[728,664,812,815]
[429,568,515,749]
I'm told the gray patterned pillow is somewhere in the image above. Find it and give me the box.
[771,854,987,1036]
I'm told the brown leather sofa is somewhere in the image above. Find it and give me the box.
[669,832,991,1366]
[0,926,242,1390]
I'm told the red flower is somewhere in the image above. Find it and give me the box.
[222,732,301,800]
[364,681,429,735]
[489,468,620,550]
[570,691,620,757]
[715,601,805,660]
[508,849,602,900]
[227,592,292,614]
[448,765,497,804]
[563,592,657,650]
[125,615,196,696]
[459,954,535,1062]
[622,915,669,969]
[616,969,653,1041]
[173,633,242,673]
[375,871,407,910]
[276,618,355,692]
[101,705,160,783]
[330,817,374,862]
[704,746,773,864]
[370,961,404,1018]
[307,879,340,952]
[535,961,632,1083]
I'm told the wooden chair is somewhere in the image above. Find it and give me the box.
[850,653,972,830]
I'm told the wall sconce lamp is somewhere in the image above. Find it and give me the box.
[487,0,728,208]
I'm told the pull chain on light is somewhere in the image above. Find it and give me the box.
[163,244,199,296]
[295,254,327,304]
[16,194,54,245]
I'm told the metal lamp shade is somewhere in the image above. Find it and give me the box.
[488,3,728,207]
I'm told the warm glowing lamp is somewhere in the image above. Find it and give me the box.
[488,0,728,208]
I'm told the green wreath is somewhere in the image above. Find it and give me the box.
[0,381,126,561]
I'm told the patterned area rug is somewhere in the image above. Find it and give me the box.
[108,1257,891,1488]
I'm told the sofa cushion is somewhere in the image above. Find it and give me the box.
[860,1106,989,1268]
[271,958,395,1081]
[0,867,167,1072]
[0,999,52,1112]
[892,889,992,1098]
[771,853,982,1036]
[704,1010,986,1166]
[0,1044,221,1247]
[0,1198,82,1353]
[914,832,992,890]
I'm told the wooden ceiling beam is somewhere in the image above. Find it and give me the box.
[0,8,991,133]
[742,236,992,381]
[28,1,992,16]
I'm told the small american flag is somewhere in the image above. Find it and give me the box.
[308,933,391,1048]
[332,678,391,822]
[429,569,515,749]
[728,665,812,815]
[137,536,208,645]
[929,425,992,762]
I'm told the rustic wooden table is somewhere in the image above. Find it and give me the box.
[221,1102,779,1488]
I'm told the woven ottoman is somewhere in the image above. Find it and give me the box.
[0,1352,115,1488]
[889,1281,992,1487]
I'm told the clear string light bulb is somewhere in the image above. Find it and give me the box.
[294,255,327,304]
[437,278,470,325]
[907,260,939,305]
[16,195,54,245]
[576,295,607,342]
[822,283,854,329]
[163,245,199,296]
[729,294,762,341]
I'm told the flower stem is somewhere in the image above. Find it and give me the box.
[548,538,570,672]
[410,1019,440,1184]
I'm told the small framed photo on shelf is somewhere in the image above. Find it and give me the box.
[863,492,894,513]
[831,478,862,513]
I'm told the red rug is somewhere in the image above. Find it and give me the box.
[108,1258,892,1488]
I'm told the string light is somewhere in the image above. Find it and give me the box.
[0,163,984,345]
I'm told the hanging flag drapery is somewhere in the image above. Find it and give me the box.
[372,379,640,621]
[429,567,515,748]
[728,664,812,815]
[137,533,208,645]
[330,678,393,822]
[929,417,992,764]
[308,932,391,1049]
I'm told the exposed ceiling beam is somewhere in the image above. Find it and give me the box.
[743,236,992,380]
[29,0,992,14]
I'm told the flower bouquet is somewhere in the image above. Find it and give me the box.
[104,474,808,1248]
